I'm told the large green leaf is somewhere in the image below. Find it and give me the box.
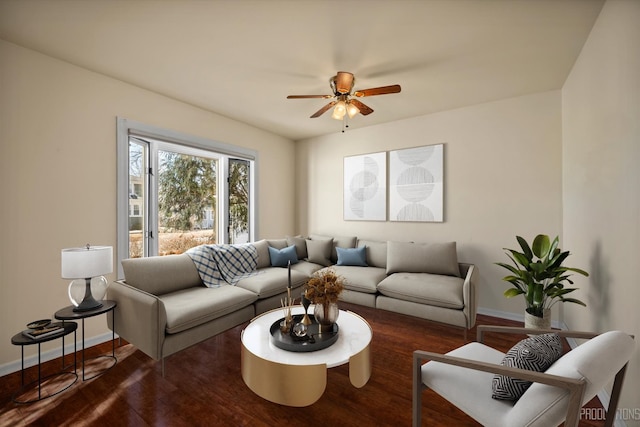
[559,297,587,307]
[532,284,544,306]
[508,250,530,268]
[504,288,524,298]
[548,236,560,261]
[516,236,533,260]
[532,234,551,259]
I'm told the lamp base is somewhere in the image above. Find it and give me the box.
[73,298,103,312]
[68,277,108,312]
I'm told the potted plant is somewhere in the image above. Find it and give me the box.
[496,234,589,329]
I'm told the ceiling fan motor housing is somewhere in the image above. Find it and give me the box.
[334,71,354,95]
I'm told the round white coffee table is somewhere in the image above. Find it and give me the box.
[241,305,372,407]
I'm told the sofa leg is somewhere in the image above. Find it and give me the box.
[162,358,165,378]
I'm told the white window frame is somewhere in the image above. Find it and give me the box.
[116,117,258,279]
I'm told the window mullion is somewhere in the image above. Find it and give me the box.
[148,142,159,257]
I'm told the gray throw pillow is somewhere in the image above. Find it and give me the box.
[306,239,333,266]
[492,333,563,401]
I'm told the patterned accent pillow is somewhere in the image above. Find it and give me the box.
[492,333,563,401]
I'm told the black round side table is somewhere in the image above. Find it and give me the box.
[11,321,78,403]
[55,300,117,381]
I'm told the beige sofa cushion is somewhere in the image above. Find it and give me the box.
[253,239,271,269]
[236,267,308,298]
[386,241,460,277]
[331,265,387,294]
[309,234,357,262]
[161,285,258,334]
[377,272,464,309]
[357,239,387,268]
[266,239,288,249]
[122,254,202,295]
[286,235,308,259]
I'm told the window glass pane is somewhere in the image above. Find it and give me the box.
[128,141,146,258]
[229,159,250,244]
[157,150,217,255]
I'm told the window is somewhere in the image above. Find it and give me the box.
[117,118,258,278]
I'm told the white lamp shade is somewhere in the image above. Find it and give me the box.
[61,246,113,279]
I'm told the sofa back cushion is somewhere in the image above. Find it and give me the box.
[253,239,271,269]
[309,234,357,263]
[286,235,308,260]
[357,239,387,268]
[386,241,460,277]
[122,254,203,295]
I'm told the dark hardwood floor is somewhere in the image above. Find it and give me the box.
[0,303,605,427]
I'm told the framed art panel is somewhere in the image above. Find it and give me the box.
[343,152,386,221]
[389,144,443,222]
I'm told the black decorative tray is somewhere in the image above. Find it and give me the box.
[269,314,339,352]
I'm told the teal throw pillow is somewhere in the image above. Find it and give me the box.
[336,246,368,267]
[268,245,299,267]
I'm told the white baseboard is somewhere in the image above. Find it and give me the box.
[0,331,118,378]
[477,306,566,330]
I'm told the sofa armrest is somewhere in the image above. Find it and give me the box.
[107,280,166,360]
[459,263,477,329]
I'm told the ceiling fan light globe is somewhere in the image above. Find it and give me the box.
[332,100,347,120]
[346,102,360,118]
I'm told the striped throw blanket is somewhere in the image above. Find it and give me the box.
[186,244,258,288]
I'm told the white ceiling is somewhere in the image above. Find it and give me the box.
[0,0,604,141]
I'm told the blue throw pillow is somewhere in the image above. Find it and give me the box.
[268,245,299,267]
[336,246,368,267]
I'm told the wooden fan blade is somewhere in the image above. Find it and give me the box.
[353,84,401,97]
[287,95,333,99]
[310,101,337,118]
[349,99,373,115]
[335,71,354,94]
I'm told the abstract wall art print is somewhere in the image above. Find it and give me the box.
[389,144,443,222]
[343,152,386,221]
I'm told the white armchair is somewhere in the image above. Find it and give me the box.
[413,326,635,427]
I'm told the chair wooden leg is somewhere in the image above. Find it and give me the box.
[604,364,628,427]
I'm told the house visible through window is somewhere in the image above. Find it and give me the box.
[117,118,257,277]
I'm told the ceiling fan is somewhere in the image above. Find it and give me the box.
[287,71,401,121]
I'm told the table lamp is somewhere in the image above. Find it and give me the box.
[61,244,113,312]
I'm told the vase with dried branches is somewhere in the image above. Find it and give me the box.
[304,269,345,329]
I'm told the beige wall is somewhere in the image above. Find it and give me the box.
[296,90,564,317]
[562,0,640,420]
[0,40,295,368]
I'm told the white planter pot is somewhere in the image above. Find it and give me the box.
[524,309,551,329]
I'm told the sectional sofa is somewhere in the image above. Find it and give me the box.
[107,234,478,373]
